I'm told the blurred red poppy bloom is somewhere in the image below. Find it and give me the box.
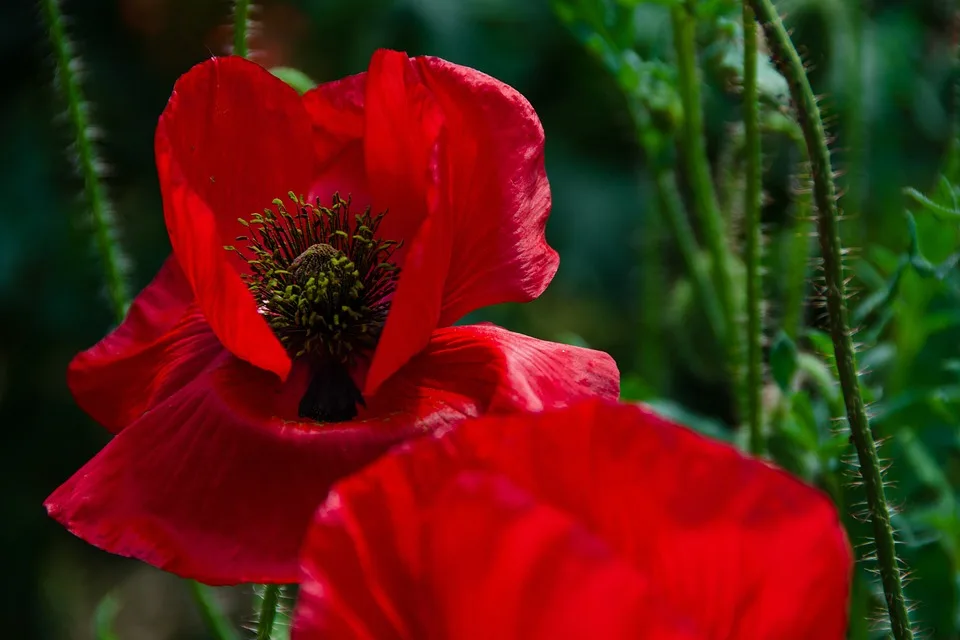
[293,398,852,640]
[45,51,619,585]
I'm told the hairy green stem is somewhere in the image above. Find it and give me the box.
[256,585,283,640]
[742,4,763,455]
[671,1,741,406]
[654,167,726,339]
[188,582,240,640]
[748,2,913,637]
[234,0,251,59]
[41,0,129,322]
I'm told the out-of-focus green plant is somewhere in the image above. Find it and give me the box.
[13,0,960,637]
[556,0,960,637]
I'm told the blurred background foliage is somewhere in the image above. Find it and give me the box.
[2,0,960,637]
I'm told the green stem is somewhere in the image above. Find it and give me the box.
[256,585,283,640]
[763,114,812,341]
[639,187,667,392]
[742,4,763,455]
[93,593,120,640]
[748,2,913,638]
[234,0,251,59]
[671,1,741,404]
[654,166,726,339]
[188,582,240,640]
[782,184,814,340]
[41,0,129,322]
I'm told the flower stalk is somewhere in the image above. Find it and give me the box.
[654,166,726,337]
[188,581,240,640]
[671,1,742,412]
[747,1,913,637]
[742,5,764,455]
[231,10,286,637]
[41,0,129,322]
[234,0,251,59]
[256,585,283,640]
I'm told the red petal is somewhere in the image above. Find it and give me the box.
[361,50,446,394]
[363,50,443,246]
[301,52,560,394]
[301,51,448,394]
[156,56,320,378]
[301,71,369,208]
[49,322,616,584]
[421,472,695,640]
[417,55,558,325]
[293,399,851,638]
[67,256,205,432]
[373,324,619,415]
[294,470,696,640]
[302,71,365,160]
[47,354,438,584]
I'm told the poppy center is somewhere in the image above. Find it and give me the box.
[228,193,400,423]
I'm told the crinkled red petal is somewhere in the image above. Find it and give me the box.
[361,50,446,394]
[156,56,321,379]
[417,55,557,325]
[300,51,559,395]
[48,322,616,584]
[68,255,196,432]
[302,71,365,160]
[293,399,851,639]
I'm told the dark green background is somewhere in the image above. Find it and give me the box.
[2,0,958,637]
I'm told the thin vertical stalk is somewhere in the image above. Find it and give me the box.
[654,166,726,339]
[234,0,251,59]
[742,5,764,455]
[188,582,241,640]
[41,0,129,322]
[670,3,737,332]
[233,10,283,638]
[671,1,742,413]
[782,179,813,341]
[639,197,667,391]
[748,1,913,637]
[256,585,283,640]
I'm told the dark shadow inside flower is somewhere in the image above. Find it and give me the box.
[225,192,404,422]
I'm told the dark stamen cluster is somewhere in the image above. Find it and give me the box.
[227,193,400,367]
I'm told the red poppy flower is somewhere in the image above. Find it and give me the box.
[292,398,852,640]
[45,51,619,585]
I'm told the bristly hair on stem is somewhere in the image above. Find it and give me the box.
[255,585,284,640]
[742,4,764,456]
[40,0,130,323]
[747,1,915,638]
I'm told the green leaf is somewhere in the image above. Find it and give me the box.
[769,330,798,391]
